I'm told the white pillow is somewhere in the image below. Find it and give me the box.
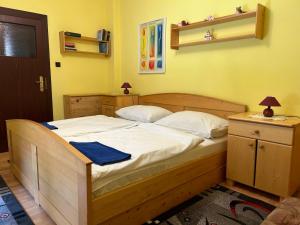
[115,105,172,123]
[155,111,229,138]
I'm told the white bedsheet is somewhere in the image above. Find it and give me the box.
[93,136,227,196]
[49,115,137,137]
[62,123,203,189]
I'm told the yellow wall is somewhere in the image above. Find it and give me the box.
[116,0,300,116]
[2,1,300,117]
[1,0,113,119]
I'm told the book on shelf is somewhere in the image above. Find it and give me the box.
[97,29,111,41]
[64,32,81,38]
[97,29,105,41]
[65,46,77,51]
[106,31,111,41]
[65,42,75,47]
[99,42,108,54]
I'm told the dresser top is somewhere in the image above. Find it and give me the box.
[64,93,139,97]
[229,112,300,128]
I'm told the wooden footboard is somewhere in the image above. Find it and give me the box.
[6,119,92,225]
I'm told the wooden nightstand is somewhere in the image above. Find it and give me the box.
[226,112,300,198]
[64,93,139,118]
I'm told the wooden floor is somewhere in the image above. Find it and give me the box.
[1,152,299,225]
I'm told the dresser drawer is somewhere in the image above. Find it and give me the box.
[68,96,101,118]
[229,120,294,145]
[102,105,115,117]
[102,96,116,106]
[70,96,101,104]
[70,108,100,118]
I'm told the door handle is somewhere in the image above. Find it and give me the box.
[35,76,44,92]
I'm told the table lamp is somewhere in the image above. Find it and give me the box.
[259,96,281,117]
[121,82,132,95]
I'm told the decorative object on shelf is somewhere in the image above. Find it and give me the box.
[180,20,190,26]
[138,18,166,74]
[235,6,246,14]
[204,15,215,21]
[204,30,214,41]
[170,4,265,50]
[259,96,281,117]
[59,31,111,57]
[121,82,132,95]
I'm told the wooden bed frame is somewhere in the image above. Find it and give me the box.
[6,93,246,225]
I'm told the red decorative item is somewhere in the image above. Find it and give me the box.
[121,82,132,95]
[259,96,281,117]
[149,60,155,70]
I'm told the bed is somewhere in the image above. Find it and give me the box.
[6,93,246,225]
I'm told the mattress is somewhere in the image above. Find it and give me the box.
[92,136,227,197]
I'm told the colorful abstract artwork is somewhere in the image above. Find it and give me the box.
[138,18,166,74]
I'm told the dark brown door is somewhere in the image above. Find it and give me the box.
[0,7,53,152]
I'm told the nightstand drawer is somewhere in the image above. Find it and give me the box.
[102,96,116,106]
[229,120,294,145]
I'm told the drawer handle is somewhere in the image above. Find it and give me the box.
[251,130,260,135]
[259,145,265,149]
[248,143,254,148]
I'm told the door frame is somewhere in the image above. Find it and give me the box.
[0,6,53,120]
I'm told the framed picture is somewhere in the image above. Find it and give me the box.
[138,18,166,74]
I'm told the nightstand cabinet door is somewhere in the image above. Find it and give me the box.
[255,141,292,196]
[227,135,256,186]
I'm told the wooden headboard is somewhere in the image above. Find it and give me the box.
[138,93,246,118]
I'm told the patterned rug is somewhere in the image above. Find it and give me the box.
[0,176,34,225]
[145,185,275,225]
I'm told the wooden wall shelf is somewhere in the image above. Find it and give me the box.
[59,31,110,57]
[171,4,265,49]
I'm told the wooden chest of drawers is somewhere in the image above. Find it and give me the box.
[226,112,300,198]
[64,94,139,118]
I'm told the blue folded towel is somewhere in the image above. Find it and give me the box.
[41,122,58,130]
[69,141,131,166]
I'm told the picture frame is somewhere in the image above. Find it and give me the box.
[138,18,166,74]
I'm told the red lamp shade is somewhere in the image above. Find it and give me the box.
[121,82,132,95]
[259,96,281,107]
[259,96,281,117]
[121,82,132,89]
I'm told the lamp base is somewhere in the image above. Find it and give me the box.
[263,107,274,117]
[123,88,129,95]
